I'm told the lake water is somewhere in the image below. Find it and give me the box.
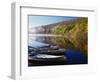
[28,34,87,65]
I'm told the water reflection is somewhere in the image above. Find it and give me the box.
[29,35,87,55]
[28,34,87,66]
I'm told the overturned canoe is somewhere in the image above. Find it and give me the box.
[28,54,66,66]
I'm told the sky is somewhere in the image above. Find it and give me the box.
[29,15,77,28]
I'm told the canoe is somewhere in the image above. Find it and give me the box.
[28,54,66,66]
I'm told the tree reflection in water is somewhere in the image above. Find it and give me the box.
[28,35,87,66]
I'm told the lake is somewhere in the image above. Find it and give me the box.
[28,34,87,66]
